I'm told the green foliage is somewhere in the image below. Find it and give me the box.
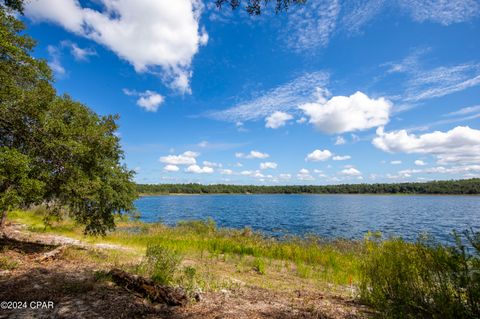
[215,0,306,15]
[138,244,183,285]
[252,257,266,275]
[177,218,217,234]
[0,255,18,270]
[137,179,480,195]
[360,231,480,318]
[0,6,137,234]
[0,147,44,227]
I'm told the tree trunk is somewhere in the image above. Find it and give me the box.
[0,210,7,236]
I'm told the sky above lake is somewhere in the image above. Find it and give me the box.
[22,0,480,185]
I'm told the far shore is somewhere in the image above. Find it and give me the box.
[138,192,480,197]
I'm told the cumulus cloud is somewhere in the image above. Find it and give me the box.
[305,149,332,162]
[279,173,292,180]
[415,160,427,166]
[25,0,208,94]
[265,111,293,129]
[207,72,329,123]
[390,160,402,165]
[333,155,351,161]
[373,126,480,164]
[297,169,315,181]
[299,91,391,134]
[123,89,164,112]
[340,167,362,176]
[185,165,214,174]
[159,151,199,165]
[260,162,278,170]
[163,164,179,172]
[236,150,269,159]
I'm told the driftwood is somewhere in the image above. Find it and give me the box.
[36,245,66,262]
[108,268,187,306]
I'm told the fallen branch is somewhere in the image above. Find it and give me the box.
[36,245,66,262]
[108,268,187,306]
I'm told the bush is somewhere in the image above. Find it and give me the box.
[138,244,183,285]
[360,230,480,318]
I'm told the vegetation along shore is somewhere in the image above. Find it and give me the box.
[137,178,480,195]
[1,209,479,318]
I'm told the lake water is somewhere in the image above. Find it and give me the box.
[134,194,480,242]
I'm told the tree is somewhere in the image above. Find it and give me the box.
[0,148,44,234]
[0,3,137,235]
[215,0,306,15]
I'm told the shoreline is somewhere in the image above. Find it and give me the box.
[138,192,480,197]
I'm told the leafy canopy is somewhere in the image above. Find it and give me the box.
[0,2,137,235]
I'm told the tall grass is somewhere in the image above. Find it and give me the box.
[360,231,480,318]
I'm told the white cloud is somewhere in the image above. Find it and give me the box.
[445,105,480,117]
[164,164,179,172]
[123,89,164,112]
[399,0,480,25]
[203,161,222,168]
[219,169,233,175]
[305,149,332,162]
[341,0,386,33]
[198,140,208,148]
[333,155,351,161]
[390,160,402,165]
[159,151,199,165]
[297,168,315,181]
[296,117,307,124]
[47,45,65,76]
[373,126,480,164]
[340,167,362,176]
[265,111,293,129]
[335,136,346,145]
[279,173,292,180]
[260,162,278,170]
[284,0,340,51]
[414,160,427,166]
[61,40,97,61]
[299,91,391,134]
[385,51,480,105]
[236,150,269,159]
[208,72,329,123]
[185,165,214,174]
[25,0,208,94]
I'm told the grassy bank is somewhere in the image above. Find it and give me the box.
[6,209,480,318]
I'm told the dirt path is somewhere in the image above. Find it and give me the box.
[0,224,372,318]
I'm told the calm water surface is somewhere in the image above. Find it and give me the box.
[134,194,480,242]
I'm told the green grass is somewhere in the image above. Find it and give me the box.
[7,209,362,286]
[8,209,479,318]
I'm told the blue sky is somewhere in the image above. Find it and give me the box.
[22,0,480,185]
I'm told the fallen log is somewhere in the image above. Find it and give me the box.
[108,268,187,306]
[36,245,66,262]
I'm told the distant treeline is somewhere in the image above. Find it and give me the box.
[137,179,480,195]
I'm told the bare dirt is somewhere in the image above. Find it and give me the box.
[0,224,373,319]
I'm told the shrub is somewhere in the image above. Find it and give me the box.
[253,257,266,275]
[360,230,480,318]
[138,244,183,285]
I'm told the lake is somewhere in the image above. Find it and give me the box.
[134,194,480,242]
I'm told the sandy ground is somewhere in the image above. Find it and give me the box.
[0,224,372,319]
